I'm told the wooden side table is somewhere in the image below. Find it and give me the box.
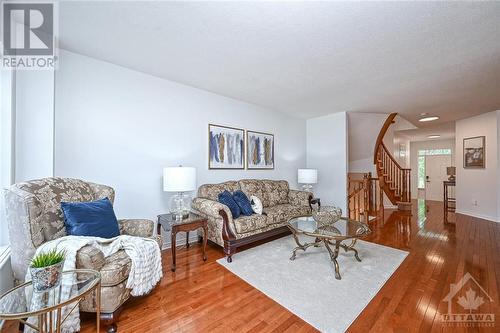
[157,212,208,272]
[443,180,456,222]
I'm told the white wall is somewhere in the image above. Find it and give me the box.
[55,50,307,246]
[393,133,410,168]
[409,139,455,199]
[306,112,348,212]
[455,111,499,222]
[14,70,55,182]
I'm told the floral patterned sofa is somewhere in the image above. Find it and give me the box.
[191,179,318,262]
[4,177,160,332]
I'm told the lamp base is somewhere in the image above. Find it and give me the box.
[169,192,192,221]
[172,211,190,221]
[301,184,314,192]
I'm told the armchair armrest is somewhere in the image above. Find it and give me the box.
[87,181,115,203]
[118,219,155,237]
[76,245,105,271]
[288,190,313,207]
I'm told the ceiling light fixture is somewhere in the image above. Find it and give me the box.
[427,135,441,139]
[419,116,439,122]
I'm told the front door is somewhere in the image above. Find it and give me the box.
[425,155,451,201]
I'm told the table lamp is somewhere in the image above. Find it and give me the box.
[447,166,456,181]
[163,166,197,220]
[298,169,317,191]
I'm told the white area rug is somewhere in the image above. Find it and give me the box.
[217,235,408,333]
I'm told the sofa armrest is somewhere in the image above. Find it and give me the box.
[192,197,237,242]
[118,219,155,237]
[192,198,233,222]
[288,190,313,207]
[76,245,105,271]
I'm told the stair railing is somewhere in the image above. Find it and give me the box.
[347,172,383,222]
[374,113,411,205]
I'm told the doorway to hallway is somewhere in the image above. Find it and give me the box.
[417,149,453,202]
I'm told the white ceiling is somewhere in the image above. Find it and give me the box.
[58,1,500,124]
[396,121,456,142]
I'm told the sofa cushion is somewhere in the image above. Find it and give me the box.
[100,250,131,287]
[264,204,311,225]
[250,195,263,214]
[262,180,289,206]
[233,214,268,234]
[233,190,254,216]
[61,198,120,238]
[198,181,240,201]
[218,190,241,219]
[239,179,268,206]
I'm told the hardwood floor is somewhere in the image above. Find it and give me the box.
[4,200,499,332]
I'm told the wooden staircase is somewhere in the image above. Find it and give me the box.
[374,113,412,210]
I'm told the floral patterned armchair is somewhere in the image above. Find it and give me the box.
[4,177,160,332]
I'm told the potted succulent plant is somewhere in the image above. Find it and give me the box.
[29,249,66,292]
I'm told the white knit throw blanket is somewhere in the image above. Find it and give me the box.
[25,235,162,333]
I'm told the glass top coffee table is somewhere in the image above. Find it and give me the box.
[287,215,371,280]
[0,269,101,332]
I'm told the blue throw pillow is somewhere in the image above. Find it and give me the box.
[61,197,120,238]
[218,190,241,218]
[233,190,254,216]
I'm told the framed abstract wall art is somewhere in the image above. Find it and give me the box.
[463,136,485,169]
[208,124,245,169]
[246,130,274,169]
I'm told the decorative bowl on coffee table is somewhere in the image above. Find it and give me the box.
[312,206,342,225]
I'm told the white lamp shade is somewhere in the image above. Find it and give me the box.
[163,167,197,192]
[298,169,317,184]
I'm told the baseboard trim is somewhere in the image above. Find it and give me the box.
[455,210,500,223]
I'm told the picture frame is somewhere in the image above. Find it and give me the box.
[208,124,245,169]
[463,136,485,169]
[246,130,274,170]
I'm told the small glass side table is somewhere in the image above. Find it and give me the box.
[0,269,101,333]
[157,212,208,272]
